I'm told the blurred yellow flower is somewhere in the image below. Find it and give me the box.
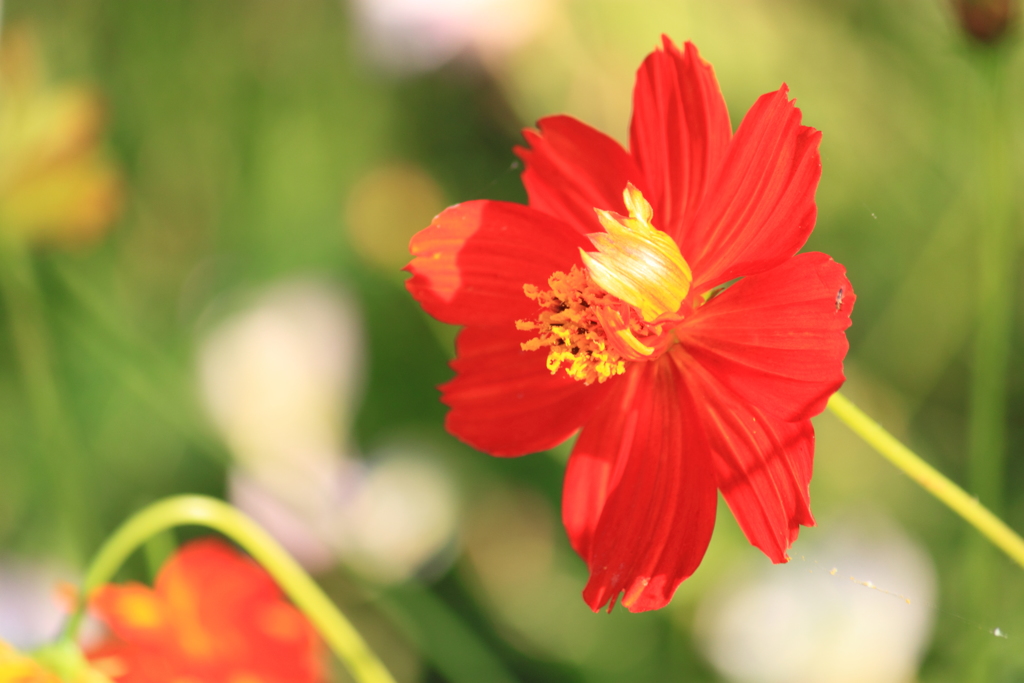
[0,28,121,247]
[0,640,45,683]
[0,640,112,683]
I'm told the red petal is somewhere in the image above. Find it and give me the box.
[157,539,278,621]
[443,325,615,457]
[683,86,821,291]
[677,252,853,422]
[561,373,638,563]
[405,200,590,326]
[516,116,646,235]
[161,540,322,680]
[89,539,322,683]
[629,37,732,242]
[90,583,171,644]
[682,355,815,563]
[566,358,718,613]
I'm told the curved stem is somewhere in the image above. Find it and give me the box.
[827,392,1024,570]
[63,495,397,683]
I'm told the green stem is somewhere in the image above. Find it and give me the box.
[827,392,1024,570]
[967,48,1014,516]
[53,276,225,462]
[380,583,520,683]
[0,240,89,560]
[63,495,397,683]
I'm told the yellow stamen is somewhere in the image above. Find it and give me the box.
[594,305,655,357]
[517,266,664,385]
[580,184,692,322]
[516,267,626,385]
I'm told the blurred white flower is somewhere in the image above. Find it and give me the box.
[695,515,936,683]
[0,559,74,649]
[200,279,364,470]
[200,280,363,569]
[228,466,352,572]
[199,279,458,582]
[338,450,459,584]
[350,0,555,72]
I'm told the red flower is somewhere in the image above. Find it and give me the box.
[86,539,324,683]
[405,37,853,612]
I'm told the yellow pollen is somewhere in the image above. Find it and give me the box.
[517,266,661,385]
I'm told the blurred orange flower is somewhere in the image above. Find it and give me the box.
[0,28,121,247]
[86,539,324,683]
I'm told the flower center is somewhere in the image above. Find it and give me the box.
[517,185,692,385]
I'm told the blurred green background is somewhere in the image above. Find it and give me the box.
[1,0,1024,681]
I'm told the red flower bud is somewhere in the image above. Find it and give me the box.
[953,0,1017,43]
